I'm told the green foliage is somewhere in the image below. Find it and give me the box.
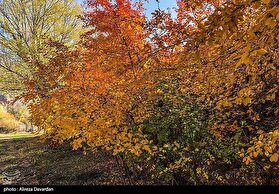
[0,0,84,93]
[113,77,245,184]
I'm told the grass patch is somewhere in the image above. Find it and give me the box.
[0,136,126,185]
[0,132,41,140]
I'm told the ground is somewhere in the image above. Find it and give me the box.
[0,133,129,185]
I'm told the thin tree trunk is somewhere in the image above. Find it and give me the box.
[115,155,134,185]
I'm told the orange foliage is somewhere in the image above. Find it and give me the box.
[20,0,278,168]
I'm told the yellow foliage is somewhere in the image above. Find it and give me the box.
[0,106,20,131]
[179,0,278,166]
[270,153,278,162]
[72,139,83,150]
[241,129,279,164]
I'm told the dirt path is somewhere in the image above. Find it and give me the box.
[0,136,129,185]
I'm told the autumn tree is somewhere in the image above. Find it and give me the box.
[23,0,157,158]
[0,0,84,92]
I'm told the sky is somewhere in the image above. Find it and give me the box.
[75,0,177,18]
[143,0,177,18]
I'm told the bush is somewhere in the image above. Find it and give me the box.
[122,78,245,184]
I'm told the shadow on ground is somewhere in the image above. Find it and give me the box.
[0,136,128,185]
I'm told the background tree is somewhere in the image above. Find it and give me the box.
[0,0,84,92]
